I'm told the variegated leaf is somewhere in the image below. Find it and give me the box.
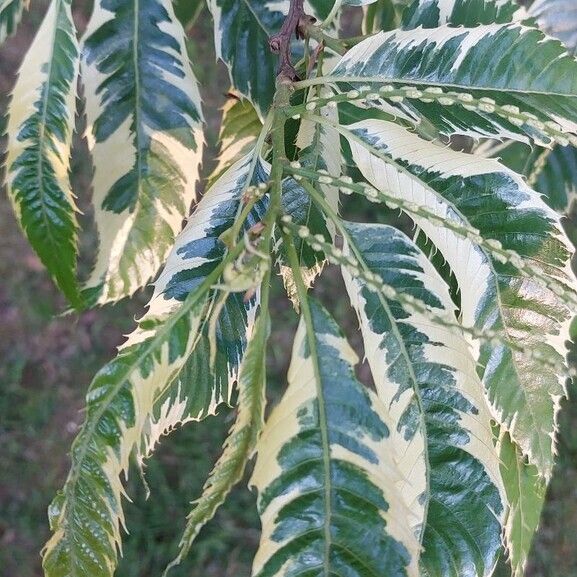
[137,152,269,465]
[208,93,262,188]
[0,0,28,43]
[207,0,287,117]
[43,295,211,577]
[499,432,547,577]
[480,140,577,216]
[5,0,81,306]
[339,118,574,479]
[530,0,577,55]
[401,0,523,29]
[277,102,340,306]
[147,151,269,422]
[328,24,577,146]
[342,222,504,577]
[42,154,268,577]
[250,299,420,577]
[478,140,577,249]
[81,0,204,306]
[167,305,269,571]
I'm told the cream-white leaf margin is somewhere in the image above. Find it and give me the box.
[81,0,204,305]
[341,226,504,551]
[5,0,80,306]
[0,0,29,43]
[339,118,574,479]
[250,302,420,577]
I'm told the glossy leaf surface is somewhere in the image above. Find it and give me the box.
[6,0,80,305]
[251,299,420,577]
[81,0,204,306]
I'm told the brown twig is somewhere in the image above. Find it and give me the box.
[269,0,307,81]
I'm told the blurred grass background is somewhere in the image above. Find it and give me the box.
[0,2,576,576]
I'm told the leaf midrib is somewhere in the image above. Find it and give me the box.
[58,239,245,575]
[240,0,274,36]
[306,328,332,577]
[347,256,433,547]
[101,0,144,290]
[286,240,333,577]
[313,113,556,472]
[31,0,76,284]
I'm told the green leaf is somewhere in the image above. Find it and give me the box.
[173,0,204,30]
[363,0,405,34]
[499,432,547,577]
[277,108,340,306]
[339,118,574,478]
[401,0,523,29]
[477,140,577,250]
[42,154,268,577]
[207,0,287,117]
[328,23,577,146]
[167,305,269,572]
[43,295,211,577]
[342,222,505,577]
[526,146,577,214]
[250,299,420,577]
[80,0,204,306]
[5,0,81,306]
[208,93,262,188]
[0,0,29,43]
[307,0,339,19]
[530,0,577,55]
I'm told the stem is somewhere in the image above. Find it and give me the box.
[299,19,347,56]
[269,0,305,80]
[282,227,334,571]
[287,177,433,545]
[270,0,348,82]
[267,81,292,229]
